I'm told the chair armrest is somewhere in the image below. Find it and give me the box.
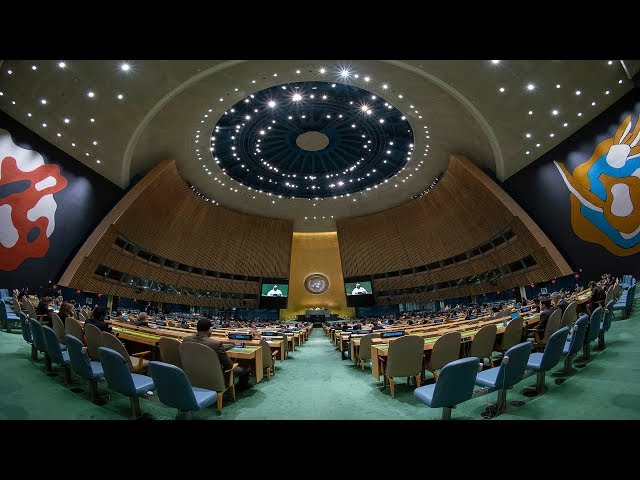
[132,351,151,370]
[224,362,239,373]
[131,351,151,358]
[225,362,239,387]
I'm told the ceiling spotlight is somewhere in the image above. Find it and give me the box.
[379,119,384,123]
[117,94,124,100]
[56,133,61,137]
[292,93,302,101]
[58,62,66,69]
[528,111,533,115]
[90,118,95,122]
[92,140,98,145]
[526,83,535,91]
[608,60,613,65]
[361,105,368,112]
[42,123,46,127]
[27,113,31,117]
[525,133,531,138]
[563,122,568,127]
[87,91,95,98]
[40,98,47,104]
[319,68,326,74]
[268,101,276,107]
[491,60,500,64]
[556,84,561,88]
[499,87,505,93]
[364,76,370,82]
[526,151,530,154]
[120,63,130,71]
[340,68,351,78]
[550,133,555,137]
[592,101,596,106]
[552,109,558,115]
[605,90,610,95]
[96,160,101,164]
[296,69,301,74]
[382,84,388,89]
[31,65,37,70]
[575,90,581,95]
[578,112,582,116]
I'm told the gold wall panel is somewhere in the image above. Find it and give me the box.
[281,232,354,320]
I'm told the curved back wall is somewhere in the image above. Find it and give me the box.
[61,160,293,306]
[337,154,572,303]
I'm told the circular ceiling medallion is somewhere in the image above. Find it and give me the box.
[296,131,330,151]
[211,81,414,199]
[304,274,329,294]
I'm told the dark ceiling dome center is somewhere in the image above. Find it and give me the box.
[211,81,415,199]
[296,131,330,151]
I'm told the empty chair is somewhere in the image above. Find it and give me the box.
[51,313,67,347]
[259,339,278,381]
[494,316,524,358]
[468,324,497,368]
[381,335,425,398]
[98,346,155,418]
[19,312,36,359]
[0,300,20,333]
[414,357,481,420]
[100,331,150,373]
[23,300,37,319]
[426,331,462,382]
[559,314,589,376]
[581,306,603,362]
[524,327,570,394]
[65,317,85,345]
[65,334,104,402]
[597,300,615,350]
[180,342,238,412]
[28,317,52,371]
[560,301,578,329]
[475,341,532,415]
[355,333,377,370]
[42,325,72,384]
[148,361,217,419]
[158,337,183,369]
[529,309,562,350]
[78,311,87,322]
[84,323,103,360]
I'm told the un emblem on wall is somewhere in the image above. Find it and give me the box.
[304,274,329,294]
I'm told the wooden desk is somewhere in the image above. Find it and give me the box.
[369,313,541,381]
[226,345,264,383]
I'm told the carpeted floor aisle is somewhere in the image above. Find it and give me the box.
[2,292,639,420]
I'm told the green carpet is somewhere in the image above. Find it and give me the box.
[2,293,640,420]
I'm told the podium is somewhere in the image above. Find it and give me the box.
[299,308,331,326]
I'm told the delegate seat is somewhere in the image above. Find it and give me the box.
[475,341,532,415]
[28,317,52,372]
[524,327,570,395]
[0,300,20,333]
[98,346,155,418]
[180,342,238,412]
[580,306,603,363]
[355,333,377,370]
[380,335,425,398]
[259,339,278,381]
[414,357,481,420]
[426,331,462,382]
[528,308,562,350]
[65,317,85,345]
[494,316,524,359]
[19,312,36,359]
[558,314,589,379]
[468,324,497,368]
[148,361,218,419]
[42,325,72,385]
[158,337,183,369]
[100,331,150,373]
[84,323,103,361]
[65,334,104,402]
[560,301,578,329]
[596,300,615,350]
[51,313,67,348]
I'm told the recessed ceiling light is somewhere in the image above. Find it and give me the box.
[563,122,568,127]
[525,133,531,138]
[379,119,384,123]
[364,76,370,82]
[319,68,326,74]
[398,94,403,98]
[40,98,47,104]
[273,73,277,77]
[64,118,70,123]
[528,110,533,115]
[92,140,98,145]
[556,84,561,88]
[58,62,66,69]
[90,118,95,123]
[268,101,276,107]
[56,133,61,137]
[71,143,76,147]
[575,90,581,95]
[31,65,37,71]
[619,79,623,84]
[499,87,505,93]
[96,160,101,164]
[552,109,558,115]
[340,68,351,78]
[526,83,535,91]
[292,93,302,101]
[120,63,130,71]
[87,91,95,98]
[592,101,596,106]
[605,90,610,95]
[382,84,388,89]
[117,93,124,100]
[550,133,555,137]
[296,70,301,74]
[491,60,500,64]
[578,112,582,116]
[41,123,46,127]
[608,60,613,65]
[27,113,31,117]
[525,151,530,154]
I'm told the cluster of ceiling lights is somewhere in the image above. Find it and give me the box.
[490,60,626,157]
[191,65,434,214]
[412,172,443,199]
[189,183,217,204]
[0,60,133,167]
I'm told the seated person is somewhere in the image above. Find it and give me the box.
[85,306,112,332]
[59,301,75,321]
[36,296,52,325]
[528,298,553,342]
[551,292,569,315]
[131,311,150,327]
[587,280,606,314]
[531,297,541,313]
[371,321,383,330]
[182,319,251,391]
